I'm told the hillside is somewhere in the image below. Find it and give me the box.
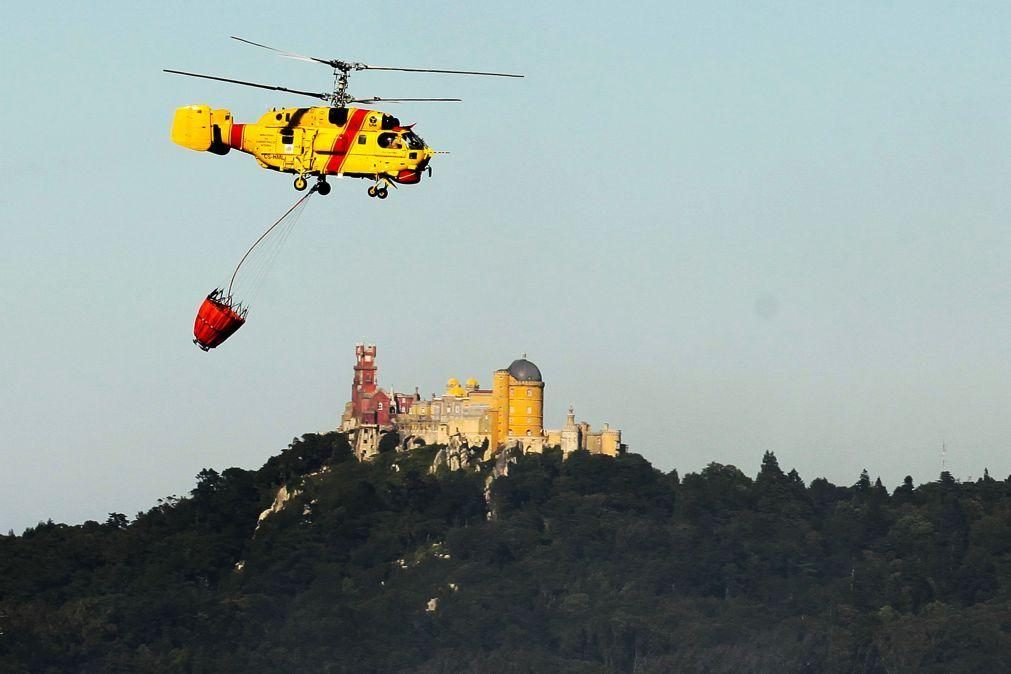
[2,434,1010,673]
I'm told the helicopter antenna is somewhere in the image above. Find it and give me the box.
[229,36,523,107]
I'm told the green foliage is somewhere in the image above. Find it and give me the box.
[2,442,1011,672]
[377,430,400,454]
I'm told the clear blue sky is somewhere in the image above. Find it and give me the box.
[2,2,1009,532]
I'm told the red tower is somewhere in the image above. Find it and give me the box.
[351,343,376,390]
[352,343,378,408]
[350,344,392,427]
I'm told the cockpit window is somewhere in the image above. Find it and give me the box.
[403,131,425,150]
[377,132,403,149]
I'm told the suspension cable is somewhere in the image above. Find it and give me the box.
[227,187,316,297]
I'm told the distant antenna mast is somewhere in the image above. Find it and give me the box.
[941,440,947,473]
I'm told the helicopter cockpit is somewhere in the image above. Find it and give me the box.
[378,130,426,150]
[403,131,426,150]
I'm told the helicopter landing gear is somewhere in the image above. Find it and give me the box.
[315,178,331,196]
[368,177,392,200]
[293,176,308,191]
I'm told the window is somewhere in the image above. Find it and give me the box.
[404,131,426,150]
[358,134,366,144]
[378,132,404,149]
[329,107,349,126]
[377,403,383,410]
[526,407,532,415]
[526,388,532,397]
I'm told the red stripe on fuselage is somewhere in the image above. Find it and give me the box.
[325,109,370,174]
[230,123,245,150]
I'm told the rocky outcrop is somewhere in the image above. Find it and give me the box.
[257,484,299,526]
[429,434,478,474]
[483,444,523,520]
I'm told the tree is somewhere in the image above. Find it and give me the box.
[855,468,871,492]
[105,513,129,529]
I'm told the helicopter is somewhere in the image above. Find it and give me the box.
[166,37,522,198]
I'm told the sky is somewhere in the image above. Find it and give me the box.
[1,2,1009,532]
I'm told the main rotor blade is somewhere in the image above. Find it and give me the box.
[349,97,463,104]
[230,36,334,67]
[163,69,330,100]
[231,35,523,78]
[362,65,523,78]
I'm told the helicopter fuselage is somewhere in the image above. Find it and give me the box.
[170,104,433,190]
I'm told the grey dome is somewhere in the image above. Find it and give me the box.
[507,358,542,382]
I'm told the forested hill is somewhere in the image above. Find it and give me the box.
[2,434,1011,673]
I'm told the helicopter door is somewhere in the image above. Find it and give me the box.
[375,132,404,172]
[278,128,305,171]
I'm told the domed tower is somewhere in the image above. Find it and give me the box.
[505,356,544,439]
[445,377,466,397]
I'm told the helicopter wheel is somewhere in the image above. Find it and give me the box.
[376,187,389,200]
[316,180,331,196]
[293,176,308,191]
[367,186,378,198]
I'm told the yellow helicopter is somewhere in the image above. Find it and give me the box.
[166,37,522,199]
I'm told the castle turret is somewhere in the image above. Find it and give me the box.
[505,356,544,440]
[491,369,511,448]
[349,343,390,426]
[599,423,622,456]
[353,344,378,398]
[445,377,466,397]
[560,405,580,453]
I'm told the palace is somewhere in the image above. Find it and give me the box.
[338,344,623,460]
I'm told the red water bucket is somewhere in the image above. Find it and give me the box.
[193,290,246,351]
